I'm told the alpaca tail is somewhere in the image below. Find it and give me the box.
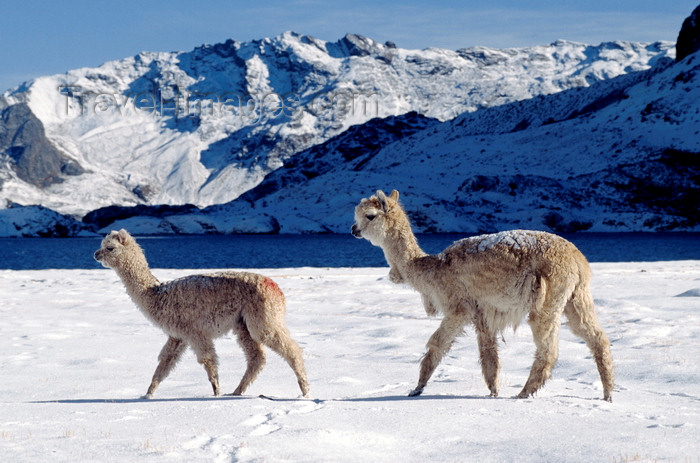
[261,277,286,310]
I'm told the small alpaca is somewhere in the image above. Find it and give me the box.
[352,190,613,401]
[94,229,309,398]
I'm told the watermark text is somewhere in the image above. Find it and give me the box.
[58,86,380,123]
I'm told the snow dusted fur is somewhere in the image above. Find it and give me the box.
[352,190,614,401]
[94,229,309,399]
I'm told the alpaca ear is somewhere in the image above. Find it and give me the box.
[389,190,399,201]
[376,190,389,212]
[116,229,131,245]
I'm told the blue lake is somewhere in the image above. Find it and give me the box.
[1,233,699,270]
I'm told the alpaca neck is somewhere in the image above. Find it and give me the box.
[114,252,159,308]
[383,222,428,279]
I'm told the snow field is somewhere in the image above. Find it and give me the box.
[1,263,699,462]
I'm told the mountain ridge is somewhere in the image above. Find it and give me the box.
[1,33,673,213]
[189,52,699,234]
[1,32,695,237]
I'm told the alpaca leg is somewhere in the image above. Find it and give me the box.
[144,336,186,399]
[564,290,614,401]
[190,337,221,396]
[475,327,500,397]
[421,294,438,316]
[409,315,465,397]
[518,311,561,399]
[230,316,266,396]
[263,327,310,397]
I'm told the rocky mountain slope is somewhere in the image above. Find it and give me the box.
[125,50,698,235]
[1,33,671,219]
[2,30,697,236]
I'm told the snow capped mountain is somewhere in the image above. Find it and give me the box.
[0,32,673,223]
[180,51,698,234]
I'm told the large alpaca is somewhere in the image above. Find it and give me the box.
[352,190,613,401]
[94,229,309,398]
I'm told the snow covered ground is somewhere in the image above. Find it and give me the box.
[1,262,699,462]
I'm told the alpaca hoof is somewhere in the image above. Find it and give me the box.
[516,391,531,399]
[488,391,498,398]
[142,393,154,400]
[408,387,424,397]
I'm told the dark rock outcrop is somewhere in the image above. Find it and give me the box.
[0,204,86,237]
[82,203,201,230]
[327,33,384,58]
[0,103,84,187]
[677,5,700,61]
[236,111,438,204]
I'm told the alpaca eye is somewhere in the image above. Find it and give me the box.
[106,246,115,252]
[366,214,376,221]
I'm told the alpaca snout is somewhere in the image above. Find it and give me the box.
[94,249,107,264]
[94,250,108,268]
[351,224,363,238]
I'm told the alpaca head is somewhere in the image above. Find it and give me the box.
[94,229,140,269]
[351,189,403,246]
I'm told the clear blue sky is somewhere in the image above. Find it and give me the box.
[1,0,697,91]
